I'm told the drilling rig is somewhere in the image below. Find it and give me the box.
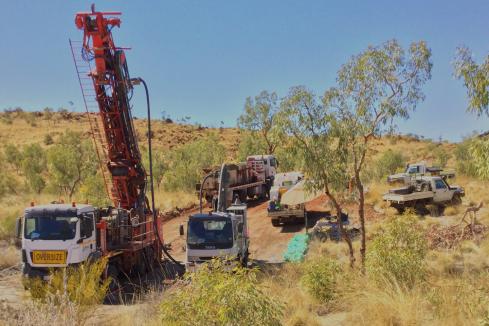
[16,5,164,288]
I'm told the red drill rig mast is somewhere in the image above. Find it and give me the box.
[74,5,145,211]
[69,5,168,272]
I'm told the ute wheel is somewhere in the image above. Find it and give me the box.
[452,194,462,206]
[271,219,280,227]
[428,205,441,217]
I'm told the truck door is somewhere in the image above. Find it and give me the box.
[79,213,97,258]
[433,179,452,203]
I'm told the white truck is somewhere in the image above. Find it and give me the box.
[387,162,455,184]
[383,175,464,217]
[268,172,306,226]
[182,164,250,272]
[15,203,162,282]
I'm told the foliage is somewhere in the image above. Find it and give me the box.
[324,39,432,268]
[4,143,23,173]
[469,138,489,179]
[159,259,283,326]
[21,143,47,194]
[454,137,489,179]
[433,146,450,168]
[44,134,54,145]
[0,153,17,199]
[238,90,280,154]
[47,131,97,199]
[277,86,349,194]
[366,213,427,287]
[454,138,479,177]
[27,258,110,320]
[141,147,168,190]
[301,256,340,303]
[236,131,268,161]
[78,173,111,207]
[163,135,225,192]
[365,149,405,182]
[454,46,489,117]
[276,86,355,266]
[0,211,19,241]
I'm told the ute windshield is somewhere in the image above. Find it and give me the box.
[24,215,77,240]
[187,218,233,249]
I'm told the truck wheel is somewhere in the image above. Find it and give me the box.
[428,205,441,217]
[106,264,122,304]
[451,194,462,205]
[271,219,280,227]
[241,250,249,268]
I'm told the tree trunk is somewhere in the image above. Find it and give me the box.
[326,192,355,268]
[354,170,366,273]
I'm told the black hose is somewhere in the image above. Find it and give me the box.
[138,77,181,266]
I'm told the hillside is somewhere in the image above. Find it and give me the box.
[0,110,241,158]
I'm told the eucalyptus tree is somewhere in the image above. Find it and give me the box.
[454,46,489,117]
[324,39,432,269]
[277,86,355,267]
[238,90,280,154]
[454,47,489,179]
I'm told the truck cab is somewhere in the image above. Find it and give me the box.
[184,202,249,272]
[246,154,277,181]
[17,203,98,279]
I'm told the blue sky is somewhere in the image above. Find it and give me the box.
[1,1,489,141]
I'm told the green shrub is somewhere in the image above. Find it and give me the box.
[22,143,47,194]
[44,134,54,145]
[433,147,450,168]
[4,143,23,173]
[237,131,268,161]
[454,139,478,177]
[365,149,405,182]
[160,259,283,325]
[27,258,110,306]
[301,256,340,303]
[366,213,427,287]
[0,211,19,241]
[455,137,489,179]
[78,173,111,207]
[163,135,225,192]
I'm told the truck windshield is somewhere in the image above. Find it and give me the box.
[24,216,77,240]
[187,219,233,249]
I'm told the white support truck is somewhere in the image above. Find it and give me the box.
[268,172,306,226]
[182,202,249,272]
[387,162,455,184]
[383,175,464,217]
[182,163,250,272]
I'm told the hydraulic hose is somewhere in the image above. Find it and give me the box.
[137,77,181,266]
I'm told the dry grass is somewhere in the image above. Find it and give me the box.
[0,112,240,156]
[0,245,19,269]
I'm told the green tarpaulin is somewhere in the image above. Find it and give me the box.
[283,233,310,262]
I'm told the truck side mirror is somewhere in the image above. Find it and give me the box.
[179,224,184,236]
[14,217,22,249]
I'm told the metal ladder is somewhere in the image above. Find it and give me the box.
[69,39,117,204]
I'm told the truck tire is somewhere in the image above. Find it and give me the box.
[241,250,249,268]
[271,219,280,227]
[106,264,122,304]
[428,204,441,217]
[451,194,462,205]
